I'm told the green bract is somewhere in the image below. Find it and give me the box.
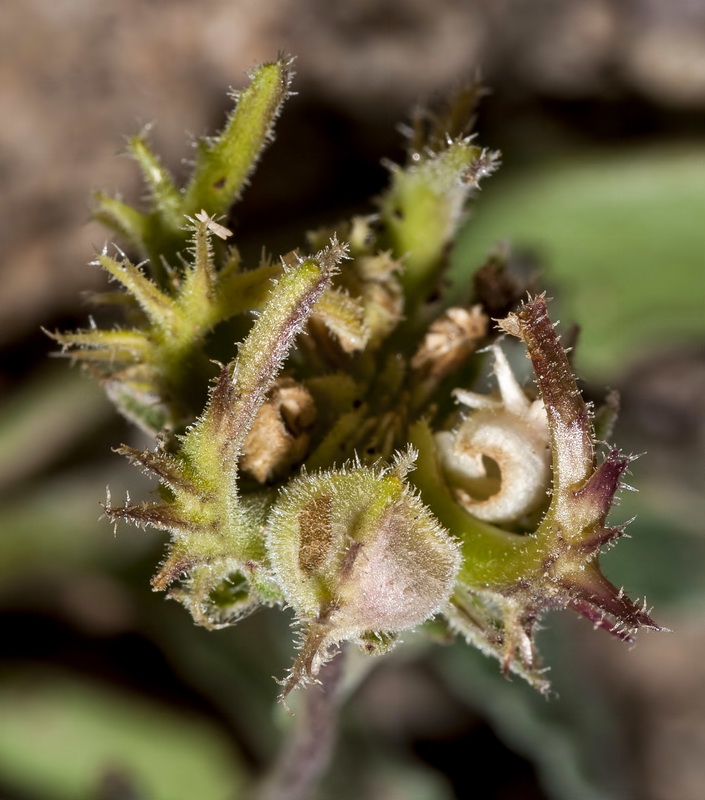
[54,55,659,697]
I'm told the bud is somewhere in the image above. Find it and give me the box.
[265,450,460,696]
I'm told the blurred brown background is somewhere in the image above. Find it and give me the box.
[1,2,704,799]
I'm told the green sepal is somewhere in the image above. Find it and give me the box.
[182,57,295,219]
[127,130,183,232]
[378,139,500,311]
[93,56,294,269]
[93,192,150,254]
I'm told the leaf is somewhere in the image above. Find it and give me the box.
[452,147,705,378]
[0,668,247,800]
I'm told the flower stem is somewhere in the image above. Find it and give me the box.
[255,651,346,800]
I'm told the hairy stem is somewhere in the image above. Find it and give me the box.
[255,651,346,800]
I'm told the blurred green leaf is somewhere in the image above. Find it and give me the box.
[452,147,705,378]
[152,606,292,764]
[601,482,705,610]
[0,466,152,584]
[347,761,454,800]
[0,668,247,800]
[0,367,110,494]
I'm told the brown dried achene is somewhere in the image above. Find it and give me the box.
[411,305,489,381]
[241,377,317,483]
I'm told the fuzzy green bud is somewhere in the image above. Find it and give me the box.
[265,451,460,696]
